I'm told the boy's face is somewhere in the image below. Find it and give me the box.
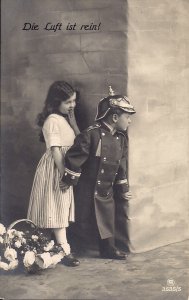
[114,112,132,131]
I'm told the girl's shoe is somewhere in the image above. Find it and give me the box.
[62,254,80,267]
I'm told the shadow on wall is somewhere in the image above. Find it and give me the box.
[1,104,44,226]
[74,91,91,131]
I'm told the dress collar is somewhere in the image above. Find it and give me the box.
[54,112,69,122]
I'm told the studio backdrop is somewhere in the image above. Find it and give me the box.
[1,0,189,253]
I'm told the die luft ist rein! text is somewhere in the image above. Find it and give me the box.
[22,22,102,32]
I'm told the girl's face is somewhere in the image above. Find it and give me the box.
[58,92,76,115]
[114,112,132,131]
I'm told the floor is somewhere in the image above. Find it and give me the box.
[0,240,188,300]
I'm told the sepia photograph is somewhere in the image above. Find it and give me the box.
[0,0,188,299]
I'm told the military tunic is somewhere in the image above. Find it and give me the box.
[62,121,130,242]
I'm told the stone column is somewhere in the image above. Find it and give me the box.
[127,0,189,252]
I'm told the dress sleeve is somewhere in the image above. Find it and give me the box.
[42,116,62,148]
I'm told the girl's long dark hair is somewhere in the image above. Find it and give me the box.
[37,81,75,142]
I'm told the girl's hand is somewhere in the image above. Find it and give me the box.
[68,109,77,126]
[68,109,80,135]
[59,180,70,192]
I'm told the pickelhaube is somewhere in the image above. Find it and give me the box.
[95,86,136,121]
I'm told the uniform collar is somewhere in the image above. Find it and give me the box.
[101,121,116,135]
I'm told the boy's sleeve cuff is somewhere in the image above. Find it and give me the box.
[115,178,129,193]
[62,168,81,186]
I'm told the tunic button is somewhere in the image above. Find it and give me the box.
[101,169,104,174]
[95,191,98,195]
[71,175,75,179]
[102,132,105,136]
[97,180,101,184]
[65,172,67,176]
[103,157,107,161]
[116,136,119,140]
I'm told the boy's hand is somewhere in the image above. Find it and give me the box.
[59,180,70,192]
[122,191,132,201]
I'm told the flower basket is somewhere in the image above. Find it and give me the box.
[4,218,37,247]
[0,219,65,273]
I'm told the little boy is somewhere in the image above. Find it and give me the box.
[61,87,136,260]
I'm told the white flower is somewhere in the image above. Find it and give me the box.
[44,240,54,252]
[0,236,4,244]
[23,251,35,268]
[31,235,39,241]
[21,238,27,244]
[14,240,22,248]
[51,253,64,266]
[7,229,16,239]
[4,247,17,262]
[35,253,52,269]
[0,261,9,270]
[0,224,6,235]
[8,260,19,270]
[14,231,24,238]
[0,259,19,271]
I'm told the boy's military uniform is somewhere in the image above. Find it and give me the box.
[62,90,136,255]
[63,122,129,241]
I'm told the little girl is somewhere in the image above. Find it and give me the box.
[27,81,80,267]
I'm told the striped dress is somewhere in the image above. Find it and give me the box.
[27,114,75,228]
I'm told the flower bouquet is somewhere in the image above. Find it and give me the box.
[0,219,65,274]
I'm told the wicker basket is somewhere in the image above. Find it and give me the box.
[1,219,65,273]
[5,218,37,248]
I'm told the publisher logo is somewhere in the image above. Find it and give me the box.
[162,278,181,292]
[167,279,175,286]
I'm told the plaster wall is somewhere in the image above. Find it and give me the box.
[128,0,189,252]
